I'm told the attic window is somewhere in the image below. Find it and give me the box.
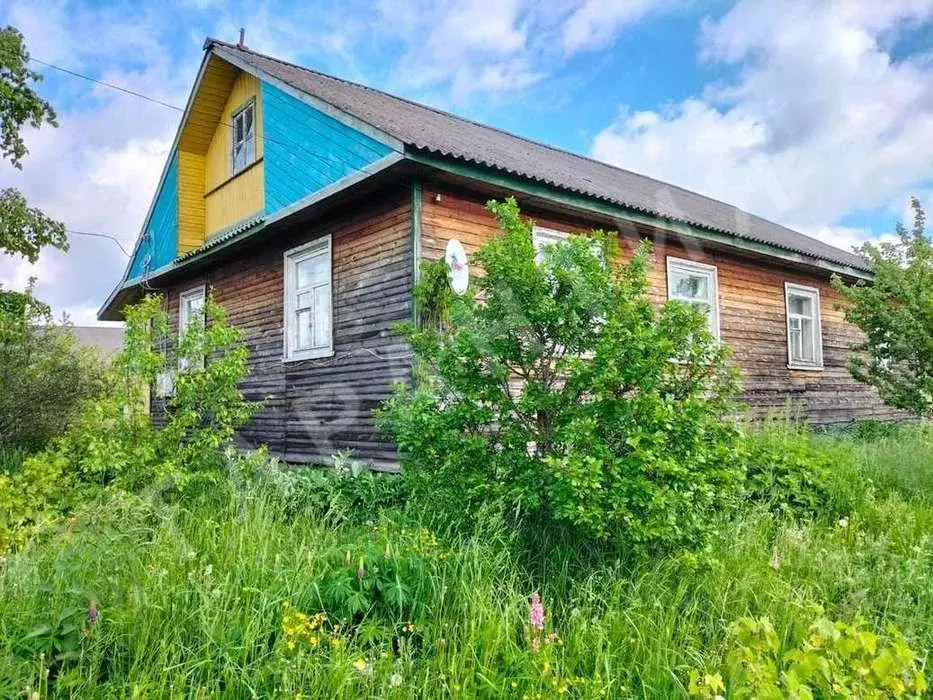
[231,100,255,175]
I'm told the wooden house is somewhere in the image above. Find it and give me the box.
[99,38,898,467]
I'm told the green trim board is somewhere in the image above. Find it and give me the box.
[406,151,873,281]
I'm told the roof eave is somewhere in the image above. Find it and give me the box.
[407,149,873,281]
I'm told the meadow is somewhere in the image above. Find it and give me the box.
[0,424,930,698]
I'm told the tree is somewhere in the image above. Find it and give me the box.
[832,198,933,417]
[0,280,104,449]
[378,198,743,551]
[0,25,66,262]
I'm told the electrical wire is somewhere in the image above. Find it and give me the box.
[66,229,131,256]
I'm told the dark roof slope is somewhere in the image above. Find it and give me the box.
[209,39,869,273]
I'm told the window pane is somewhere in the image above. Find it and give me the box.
[233,114,243,144]
[313,286,331,347]
[673,272,708,300]
[296,291,313,311]
[183,294,204,329]
[233,144,245,172]
[296,253,328,287]
[244,105,253,136]
[296,309,312,350]
[789,294,812,316]
[790,327,802,360]
[799,317,814,361]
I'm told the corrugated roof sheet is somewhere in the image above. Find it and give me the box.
[209,39,869,273]
[177,213,265,261]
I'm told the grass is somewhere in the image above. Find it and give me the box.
[0,429,931,698]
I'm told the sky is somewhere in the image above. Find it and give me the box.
[1,0,932,325]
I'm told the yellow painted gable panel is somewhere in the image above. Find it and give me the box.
[205,161,264,235]
[177,151,206,253]
[205,72,264,191]
[202,70,265,237]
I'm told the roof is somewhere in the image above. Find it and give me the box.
[72,325,124,355]
[207,38,869,273]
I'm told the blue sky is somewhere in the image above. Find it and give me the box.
[1,0,932,324]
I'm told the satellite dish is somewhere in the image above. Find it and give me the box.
[445,239,469,295]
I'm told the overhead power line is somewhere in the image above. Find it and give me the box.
[67,229,131,256]
[30,58,184,112]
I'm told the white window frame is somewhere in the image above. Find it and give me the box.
[178,284,206,371]
[532,226,604,264]
[284,235,334,362]
[784,282,823,370]
[666,256,720,341]
[231,99,256,175]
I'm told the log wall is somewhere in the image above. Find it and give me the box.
[420,182,901,424]
[156,185,414,467]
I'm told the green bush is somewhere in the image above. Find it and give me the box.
[0,284,106,449]
[740,420,858,518]
[379,197,743,552]
[253,449,406,521]
[0,292,256,551]
[689,613,927,699]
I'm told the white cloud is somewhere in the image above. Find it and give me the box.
[562,0,675,53]
[0,0,192,325]
[590,0,933,245]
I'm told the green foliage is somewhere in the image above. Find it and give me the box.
[0,26,57,169]
[832,198,933,418]
[0,282,106,450]
[0,292,256,551]
[255,449,406,521]
[0,26,66,262]
[315,523,446,635]
[379,197,742,551]
[740,420,857,518]
[689,613,927,699]
[0,426,931,697]
[0,187,67,263]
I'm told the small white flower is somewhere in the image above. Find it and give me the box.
[838,517,849,529]
[390,673,403,688]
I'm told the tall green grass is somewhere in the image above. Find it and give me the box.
[0,430,930,698]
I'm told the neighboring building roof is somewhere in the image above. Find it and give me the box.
[208,38,870,273]
[72,325,124,356]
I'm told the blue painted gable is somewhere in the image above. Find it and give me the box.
[263,82,394,215]
[128,152,179,280]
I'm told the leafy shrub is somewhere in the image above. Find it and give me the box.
[688,613,927,699]
[253,449,406,521]
[288,522,448,650]
[832,198,933,417]
[0,293,256,551]
[379,197,742,552]
[0,283,106,449]
[850,418,906,442]
[740,420,853,517]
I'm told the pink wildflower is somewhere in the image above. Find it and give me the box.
[529,593,544,630]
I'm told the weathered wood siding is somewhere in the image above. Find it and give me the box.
[158,186,413,466]
[420,183,900,424]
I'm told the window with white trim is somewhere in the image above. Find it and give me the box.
[532,226,603,264]
[284,236,333,361]
[784,282,823,369]
[178,285,206,371]
[231,100,255,175]
[666,257,720,340]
